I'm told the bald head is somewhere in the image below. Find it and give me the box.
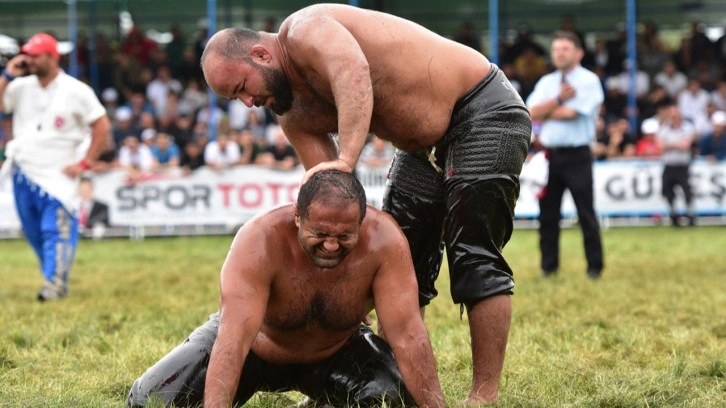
[201,27,293,115]
[201,28,261,70]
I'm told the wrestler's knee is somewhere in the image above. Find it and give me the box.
[383,185,445,307]
[126,375,158,407]
[355,380,412,408]
[355,336,414,407]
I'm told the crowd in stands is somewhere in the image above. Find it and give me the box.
[1,18,726,175]
[458,18,726,164]
[80,20,306,179]
[65,20,394,179]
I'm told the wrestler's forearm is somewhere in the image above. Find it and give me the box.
[394,335,447,407]
[204,328,247,408]
[333,68,373,168]
[204,349,245,407]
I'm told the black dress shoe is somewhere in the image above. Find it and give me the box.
[541,269,558,278]
[587,268,602,280]
[670,215,681,227]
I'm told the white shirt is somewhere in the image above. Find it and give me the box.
[609,70,650,98]
[677,89,710,124]
[711,90,726,111]
[526,65,604,148]
[227,99,265,131]
[146,78,182,117]
[653,71,688,98]
[118,144,154,171]
[1,71,106,211]
[659,121,695,165]
[204,141,240,167]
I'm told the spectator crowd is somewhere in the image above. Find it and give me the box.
[474,19,726,163]
[2,18,726,178]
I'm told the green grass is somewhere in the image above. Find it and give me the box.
[1,226,724,407]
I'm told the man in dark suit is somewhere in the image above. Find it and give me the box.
[78,177,109,236]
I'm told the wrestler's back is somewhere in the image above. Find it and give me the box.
[248,205,380,364]
[282,4,492,151]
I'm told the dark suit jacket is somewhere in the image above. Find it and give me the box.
[87,200,110,228]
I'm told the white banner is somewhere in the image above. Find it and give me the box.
[517,159,726,218]
[1,160,725,232]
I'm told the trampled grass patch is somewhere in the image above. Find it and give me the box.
[0,226,724,407]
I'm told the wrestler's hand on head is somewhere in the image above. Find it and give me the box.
[302,158,353,185]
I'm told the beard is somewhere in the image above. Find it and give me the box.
[255,62,294,115]
[29,64,49,78]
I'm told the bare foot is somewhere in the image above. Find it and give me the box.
[462,395,498,406]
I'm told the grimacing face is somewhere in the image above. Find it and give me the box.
[295,201,361,269]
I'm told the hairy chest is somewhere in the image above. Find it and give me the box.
[264,270,373,331]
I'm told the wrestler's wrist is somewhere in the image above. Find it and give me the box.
[337,157,354,170]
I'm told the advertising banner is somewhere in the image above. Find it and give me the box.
[1,161,725,234]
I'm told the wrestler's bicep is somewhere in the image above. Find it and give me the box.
[371,223,421,330]
[218,225,271,334]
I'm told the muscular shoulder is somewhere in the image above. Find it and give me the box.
[283,3,345,30]
[232,205,296,257]
[359,206,409,254]
[281,4,369,53]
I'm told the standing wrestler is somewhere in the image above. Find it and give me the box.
[0,33,110,300]
[201,4,531,404]
[127,170,446,408]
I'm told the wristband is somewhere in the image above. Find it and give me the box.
[555,96,563,105]
[79,159,92,170]
[1,70,15,82]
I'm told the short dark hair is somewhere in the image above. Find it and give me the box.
[297,170,367,223]
[552,30,583,50]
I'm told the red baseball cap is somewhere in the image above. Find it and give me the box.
[21,33,60,59]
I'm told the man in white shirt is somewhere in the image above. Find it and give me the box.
[526,30,605,280]
[204,132,240,171]
[658,103,696,226]
[118,135,155,176]
[653,60,688,99]
[711,79,726,112]
[677,78,710,126]
[146,65,182,117]
[0,33,110,300]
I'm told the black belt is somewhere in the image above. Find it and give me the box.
[547,145,590,153]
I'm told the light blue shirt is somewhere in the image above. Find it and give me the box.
[526,65,604,148]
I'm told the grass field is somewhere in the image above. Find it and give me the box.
[1,226,724,407]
